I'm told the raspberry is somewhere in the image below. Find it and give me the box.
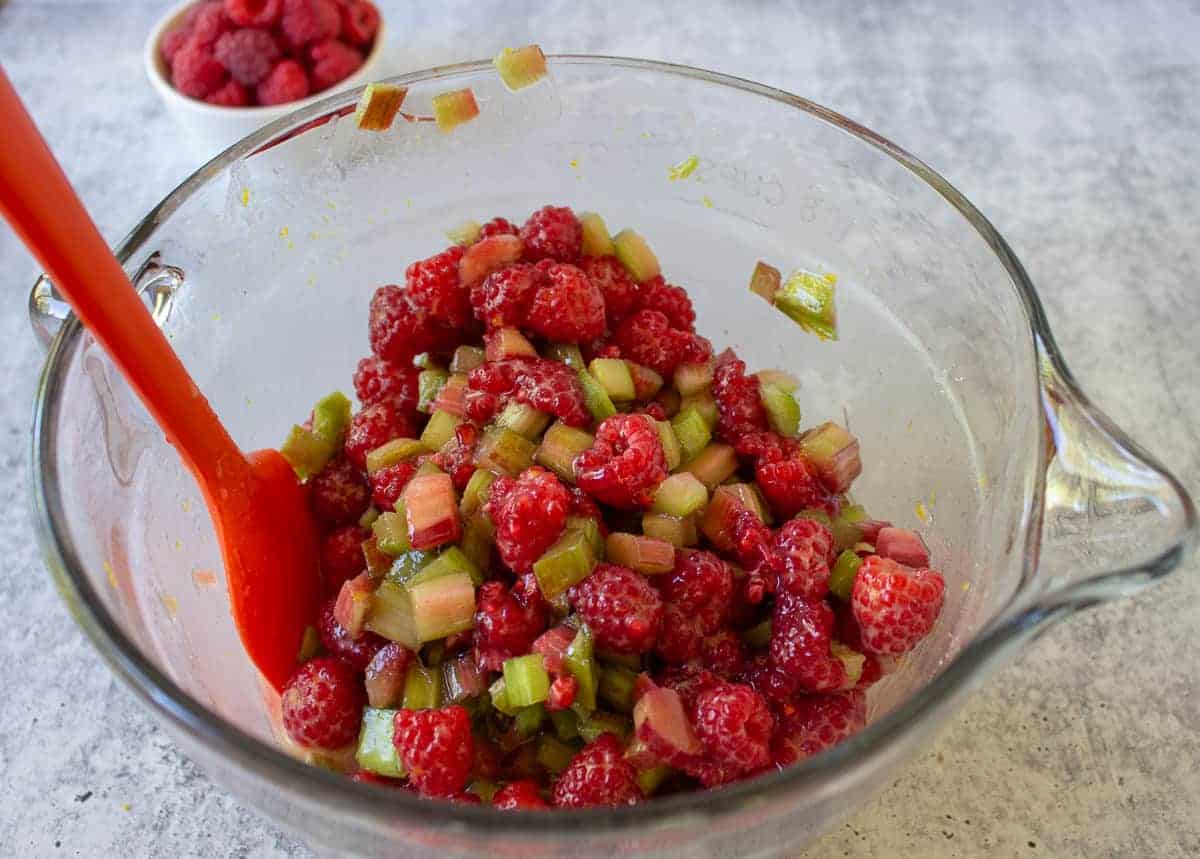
[161,27,191,65]
[678,333,713,365]
[224,0,282,27]
[520,206,582,263]
[574,414,667,509]
[636,276,695,331]
[851,556,945,655]
[612,310,685,377]
[700,629,746,677]
[525,263,606,343]
[771,691,866,766]
[566,485,603,522]
[337,0,379,44]
[171,42,228,99]
[569,564,663,654]
[370,459,419,510]
[470,263,541,329]
[393,706,475,797]
[660,550,733,634]
[485,467,570,574]
[368,284,459,364]
[308,39,363,91]
[473,581,547,671]
[309,456,370,525]
[433,423,479,490]
[656,665,721,712]
[405,245,469,327]
[478,217,519,240]
[213,28,281,85]
[757,458,831,521]
[280,0,340,46]
[317,597,385,670]
[766,518,835,601]
[711,357,768,443]
[640,402,667,421]
[546,674,578,711]
[654,603,703,664]
[320,524,368,594]
[690,682,773,781]
[256,58,310,105]
[493,780,549,810]
[726,503,773,573]
[204,78,250,106]
[186,2,233,47]
[281,657,365,749]
[353,356,419,411]
[468,358,589,428]
[832,600,882,691]
[580,256,637,323]
[551,734,641,808]
[343,402,421,469]
[769,594,846,693]
[740,654,798,707]
[735,431,800,464]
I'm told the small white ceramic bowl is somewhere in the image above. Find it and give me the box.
[144,0,387,158]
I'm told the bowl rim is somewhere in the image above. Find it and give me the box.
[143,0,387,118]
[27,54,1182,837]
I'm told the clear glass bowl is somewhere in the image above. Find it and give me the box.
[28,57,1196,857]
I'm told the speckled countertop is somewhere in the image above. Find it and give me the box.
[2,1,1198,856]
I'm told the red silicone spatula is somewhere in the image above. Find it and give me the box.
[0,66,320,691]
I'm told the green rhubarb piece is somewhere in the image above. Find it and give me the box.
[413,353,436,370]
[536,735,576,774]
[496,401,552,440]
[431,87,479,133]
[474,426,537,476]
[829,550,863,601]
[296,624,321,662]
[422,639,447,668]
[420,409,461,450]
[579,212,614,257]
[417,368,450,414]
[373,511,411,555]
[364,572,475,648]
[566,516,605,557]
[362,536,392,579]
[641,513,698,547]
[355,708,405,777]
[760,382,801,437]
[550,709,580,741]
[489,676,517,716]
[450,345,486,373]
[402,663,442,710]
[446,220,482,246]
[354,82,407,132]
[831,504,868,552]
[460,512,494,575]
[596,650,642,672]
[358,507,380,529]
[605,532,675,575]
[755,368,799,392]
[514,703,546,738]
[533,529,597,598]
[545,342,585,370]
[564,625,598,715]
[655,420,682,471]
[598,665,638,713]
[776,270,838,341]
[741,618,773,648]
[578,711,631,743]
[651,472,708,517]
[680,392,718,428]
[413,460,444,479]
[749,260,782,304]
[681,443,738,490]
[280,425,335,480]
[408,546,482,588]
[797,508,833,530]
[365,437,430,475]
[492,44,548,91]
[312,392,352,446]
[612,229,660,282]
[588,358,636,402]
[671,407,712,464]
[468,780,499,804]
[637,765,672,796]
[503,655,551,708]
[459,468,496,518]
[831,641,865,688]
[535,422,594,483]
[577,368,616,421]
[442,655,481,704]
[673,362,713,398]
[726,483,770,523]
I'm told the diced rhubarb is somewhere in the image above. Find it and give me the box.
[417,368,449,414]
[875,527,931,567]
[636,765,673,796]
[674,362,713,398]
[544,342,585,370]
[655,420,682,471]
[563,625,598,715]
[408,546,481,588]
[755,368,799,392]
[740,618,772,648]
[296,625,321,662]
[485,326,538,361]
[830,503,868,551]
[365,642,413,708]
[680,392,719,428]
[533,529,597,597]
[355,83,408,132]
[334,572,375,638]
[629,363,664,400]
[355,707,405,777]
[496,401,552,440]
[365,437,429,475]
[532,624,576,676]
[490,676,517,716]
[432,87,480,133]
[420,409,462,451]
[831,642,865,690]
[650,472,708,517]
[460,234,522,286]
[725,483,770,523]
[701,486,751,552]
[504,654,551,707]
[474,426,537,476]
[460,511,495,575]
[359,507,380,529]
[800,421,862,493]
[446,220,482,246]
[633,687,703,768]
[856,519,892,544]
[605,532,675,575]
[598,665,639,713]
[373,510,411,555]
[450,345,486,373]
[280,424,335,480]
[759,382,800,437]
[493,44,548,90]
[589,358,636,402]
[578,211,614,257]
[566,515,605,556]
[362,535,392,579]
[514,703,546,739]
[655,388,681,419]
[671,407,712,464]
[577,367,616,421]
[612,229,661,283]
[536,735,575,774]
[312,392,352,446]
[403,472,461,550]
[432,375,469,417]
[535,421,594,482]
[776,270,838,341]
[828,549,863,601]
[459,468,496,518]
[366,570,475,648]
[442,651,488,703]
[680,443,738,490]
[402,662,443,709]
[641,513,698,548]
[748,260,782,304]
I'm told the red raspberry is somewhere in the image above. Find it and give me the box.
[580,256,637,323]
[700,629,746,677]
[520,205,582,263]
[204,78,250,106]
[353,356,419,411]
[711,357,768,443]
[368,284,460,364]
[161,27,191,65]
[640,402,667,421]
[337,0,379,44]
[660,550,733,634]
[851,556,945,655]
[690,682,773,781]
[171,42,227,99]
[369,459,419,510]
[309,456,370,525]
[186,1,233,47]
[740,653,798,707]
[735,431,800,464]
[756,457,831,520]
[405,245,469,327]
[525,263,606,343]
[766,518,835,601]
[343,403,420,469]
[772,691,866,766]
[317,597,385,670]
[256,58,310,105]
[473,581,547,671]
[470,263,541,329]
[320,524,368,594]
[393,706,475,798]
[281,657,365,749]
[769,594,846,693]
[552,734,641,808]
[832,600,883,691]
[654,603,704,664]
[546,674,578,711]
[656,665,721,712]
[636,276,695,331]
[570,564,663,654]
[478,217,519,240]
[566,485,603,522]
[678,332,713,365]
[468,358,589,428]
[281,0,340,46]
[224,0,282,27]
[574,414,667,508]
[433,423,479,490]
[493,779,548,809]
[213,28,281,85]
[612,309,687,377]
[308,39,363,91]
[485,468,570,574]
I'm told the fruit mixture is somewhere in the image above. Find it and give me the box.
[276,206,946,809]
[161,0,380,107]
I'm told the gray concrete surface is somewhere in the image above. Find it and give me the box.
[1,0,1198,855]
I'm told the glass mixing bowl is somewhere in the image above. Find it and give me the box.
[28,57,1196,857]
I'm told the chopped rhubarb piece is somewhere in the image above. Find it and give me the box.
[333,572,374,638]
[447,220,482,246]
[362,536,392,579]
[514,703,546,739]
[535,421,594,482]
[312,392,352,446]
[633,687,703,767]
[567,515,605,556]
[432,87,480,133]
[641,513,698,548]
[402,662,443,709]
[533,528,597,597]
[741,618,772,648]
[450,345,486,373]
[701,486,752,552]
[875,527,931,567]
[679,443,737,490]
[493,44,548,90]
[577,367,616,421]
[408,546,482,588]
[775,270,838,341]
[856,519,892,544]
[829,549,863,601]
[674,362,713,398]
[680,392,718,428]
[417,368,449,414]
[544,342,585,370]
[800,421,862,493]
[830,641,865,689]
[755,368,799,392]
[496,401,552,440]
[280,424,335,480]
[485,326,538,361]
[612,229,661,283]
[829,504,868,551]
[365,571,476,648]
[372,511,411,555]
[403,472,461,550]
[504,654,551,707]
[578,212,614,257]
[655,420,683,471]
[748,260,782,304]
[490,676,517,716]
[536,735,575,774]
[355,708,406,777]
[474,426,537,476]
[636,765,673,796]
[759,382,800,437]
[598,665,639,712]
[460,511,495,574]
[419,409,462,451]
[725,483,770,524]
[671,407,712,464]
[460,234,523,286]
[588,358,636,402]
[650,473,708,517]
[563,625,598,715]
[605,532,675,576]
[442,651,487,702]
[629,363,664,400]
[532,624,576,676]
[365,642,413,709]
[296,625,321,662]
[365,437,429,475]
[355,83,408,132]
[432,375,469,417]
[459,468,496,518]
